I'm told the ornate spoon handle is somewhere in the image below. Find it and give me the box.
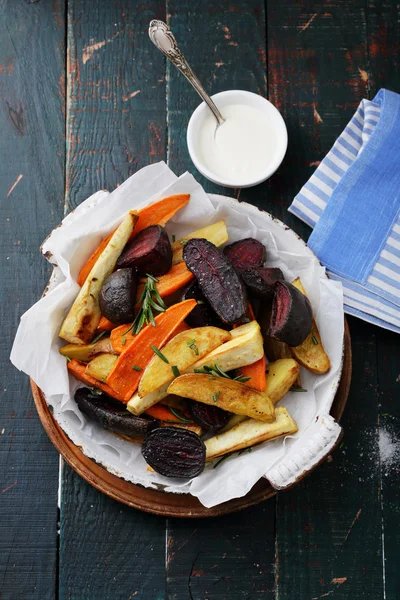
[149,20,225,126]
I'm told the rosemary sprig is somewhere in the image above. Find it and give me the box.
[290,386,308,392]
[171,365,180,377]
[91,330,107,344]
[132,365,142,371]
[312,335,319,345]
[168,407,193,423]
[194,364,250,383]
[186,338,199,355]
[213,452,234,468]
[123,274,166,336]
[151,345,169,363]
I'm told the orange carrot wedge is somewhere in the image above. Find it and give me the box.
[236,354,267,391]
[136,262,194,301]
[144,403,191,423]
[67,359,126,402]
[111,320,190,354]
[106,299,196,401]
[97,315,117,332]
[77,194,190,287]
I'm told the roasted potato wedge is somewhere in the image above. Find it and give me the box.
[263,329,302,389]
[205,406,298,459]
[85,353,118,382]
[138,326,231,398]
[171,220,229,265]
[187,320,264,374]
[265,359,300,404]
[168,373,275,422]
[291,278,331,374]
[60,340,115,362]
[59,211,138,344]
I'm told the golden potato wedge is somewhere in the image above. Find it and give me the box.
[219,414,248,434]
[205,406,298,459]
[168,373,275,422]
[263,336,302,389]
[59,211,138,344]
[291,278,331,374]
[171,220,228,264]
[60,342,98,362]
[187,320,264,374]
[138,326,231,398]
[265,359,300,404]
[85,353,118,382]
[127,383,169,416]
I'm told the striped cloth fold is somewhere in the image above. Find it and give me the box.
[289,89,400,334]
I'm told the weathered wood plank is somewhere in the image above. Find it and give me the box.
[0,0,65,598]
[367,0,400,96]
[266,3,385,599]
[60,2,167,598]
[165,3,276,598]
[59,464,166,600]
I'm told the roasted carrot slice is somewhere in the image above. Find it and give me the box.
[77,194,190,287]
[110,320,190,354]
[67,359,126,402]
[97,315,117,332]
[236,354,267,391]
[144,403,191,423]
[106,299,196,401]
[136,262,194,301]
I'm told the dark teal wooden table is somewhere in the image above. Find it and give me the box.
[1,1,399,598]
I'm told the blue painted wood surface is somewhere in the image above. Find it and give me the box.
[0,0,399,599]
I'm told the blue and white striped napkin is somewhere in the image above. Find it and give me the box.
[289,89,400,333]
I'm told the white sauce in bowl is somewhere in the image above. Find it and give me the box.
[196,104,277,185]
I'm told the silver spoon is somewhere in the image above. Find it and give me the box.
[149,20,225,129]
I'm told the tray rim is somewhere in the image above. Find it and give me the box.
[30,195,352,517]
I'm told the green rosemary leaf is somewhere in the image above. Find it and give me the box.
[121,336,127,346]
[238,447,252,455]
[91,330,107,344]
[212,390,221,403]
[213,452,234,468]
[168,407,193,423]
[65,356,72,363]
[180,238,189,246]
[172,234,176,243]
[312,335,319,345]
[234,375,251,383]
[171,365,180,377]
[151,345,169,363]
[290,386,308,392]
[132,365,142,371]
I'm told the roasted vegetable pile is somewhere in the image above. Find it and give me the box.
[59,194,331,479]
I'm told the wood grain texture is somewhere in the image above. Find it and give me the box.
[367,0,400,96]
[59,2,167,598]
[0,0,65,598]
[66,0,166,211]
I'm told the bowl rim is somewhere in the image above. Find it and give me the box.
[187,90,288,188]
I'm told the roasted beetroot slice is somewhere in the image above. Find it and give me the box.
[239,266,284,298]
[223,238,266,268]
[189,400,230,432]
[269,281,312,346]
[183,238,247,325]
[142,427,206,478]
[75,388,150,436]
[117,225,172,276]
[181,282,228,329]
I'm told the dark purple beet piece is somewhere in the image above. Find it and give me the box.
[189,400,230,432]
[99,268,137,325]
[223,238,266,268]
[117,225,172,276]
[183,238,247,325]
[75,387,150,436]
[142,427,206,478]
[181,282,228,329]
[269,281,312,346]
[239,266,284,298]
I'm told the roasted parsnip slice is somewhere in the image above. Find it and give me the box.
[168,374,275,422]
[265,359,300,404]
[138,326,231,398]
[127,384,170,416]
[291,278,331,374]
[60,210,138,344]
[205,406,298,459]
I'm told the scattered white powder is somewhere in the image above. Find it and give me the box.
[379,426,400,471]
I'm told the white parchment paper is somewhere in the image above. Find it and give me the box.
[11,162,344,508]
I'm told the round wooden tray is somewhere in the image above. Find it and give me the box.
[31,319,351,518]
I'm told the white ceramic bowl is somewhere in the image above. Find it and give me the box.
[187,90,288,188]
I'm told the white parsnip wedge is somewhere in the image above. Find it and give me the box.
[138,327,231,398]
[187,320,264,374]
[171,220,228,264]
[127,383,170,416]
[291,278,331,374]
[205,406,298,459]
[59,210,138,344]
[85,354,118,382]
[168,373,275,422]
[265,359,300,404]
